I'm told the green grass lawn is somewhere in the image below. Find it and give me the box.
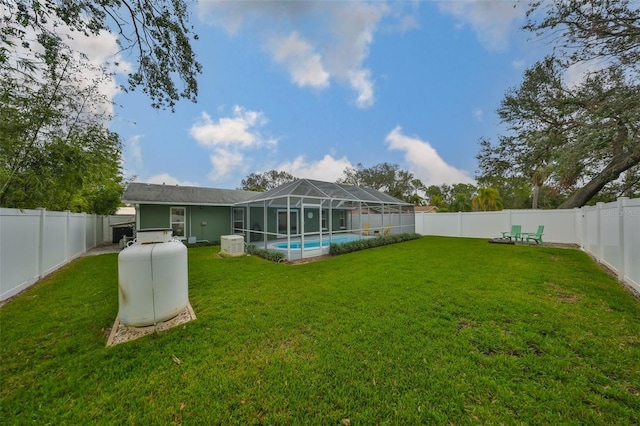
[1,236,639,424]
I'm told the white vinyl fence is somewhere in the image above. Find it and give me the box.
[416,197,640,294]
[3,199,638,302]
[0,208,132,302]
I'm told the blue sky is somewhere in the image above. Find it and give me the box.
[109,0,550,190]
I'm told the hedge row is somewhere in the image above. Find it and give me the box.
[246,244,286,263]
[329,233,422,256]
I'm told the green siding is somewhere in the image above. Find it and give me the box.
[139,204,170,229]
[138,204,234,243]
[189,206,232,243]
[138,204,351,243]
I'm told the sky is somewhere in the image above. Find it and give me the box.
[100,0,553,190]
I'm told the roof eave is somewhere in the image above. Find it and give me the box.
[122,200,238,207]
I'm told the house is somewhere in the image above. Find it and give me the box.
[121,182,258,243]
[414,206,439,213]
[122,179,415,257]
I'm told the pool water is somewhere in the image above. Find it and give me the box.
[273,235,362,249]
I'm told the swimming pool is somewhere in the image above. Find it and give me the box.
[271,234,363,250]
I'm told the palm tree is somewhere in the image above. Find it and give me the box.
[472,187,503,211]
[449,193,472,212]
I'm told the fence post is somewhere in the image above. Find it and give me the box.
[582,206,588,251]
[82,212,87,254]
[65,210,71,263]
[37,207,46,279]
[457,211,462,237]
[597,202,604,261]
[617,197,628,282]
[573,207,581,247]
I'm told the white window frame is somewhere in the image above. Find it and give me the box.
[233,208,244,234]
[170,206,186,238]
[277,209,299,236]
[321,210,327,230]
[339,210,346,229]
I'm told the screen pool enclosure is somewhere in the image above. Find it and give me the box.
[234,179,415,261]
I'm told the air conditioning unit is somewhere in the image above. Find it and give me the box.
[220,235,244,257]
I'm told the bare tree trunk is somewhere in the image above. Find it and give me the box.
[559,151,640,208]
[532,185,540,209]
[560,124,639,209]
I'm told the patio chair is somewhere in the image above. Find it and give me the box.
[524,225,544,245]
[501,225,522,241]
[362,223,370,236]
[383,224,391,236]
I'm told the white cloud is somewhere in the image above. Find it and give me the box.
[473,108,484,122]
[438,0,525,51]
[348,69,375,109]
[512,59,526,69]
[276,154,353,182]
[190,106,278,183]
[197,0,397,108]
[127,135,143,165]
[190,106,275,148]
[563,59,606,88]
[145,173,198,187]
[208,150,247,181]
[267,32,330,89]
[396,14,420,33]
[323,1,388,107]
[385,126,474,186]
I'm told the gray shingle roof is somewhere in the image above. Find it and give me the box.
[122,182,259,206]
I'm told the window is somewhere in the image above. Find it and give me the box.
[233,208,244,234]
[277,210,298,235]
[339,210,346,229]
[321,210,327,230]
[171,207,185,237]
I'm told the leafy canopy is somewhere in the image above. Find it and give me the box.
[477,0,640,208]
[1,0,202,110]
[0,33,123,214]
[338,162,424,204]
[240,170,297,192]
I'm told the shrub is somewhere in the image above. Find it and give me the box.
[184,240,218,248]
[329,233,421,256]
[246,244,285,263]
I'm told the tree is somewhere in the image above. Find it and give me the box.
[525,0,640,73]
[472,187,503,212]
[0,40,124,214]
[240,170,296,192]
[338,163,424,203]
[475,168,543,210]
[487,57,640,208]
[423,185,447,208]
[497,0,640,208]
[449,193,472,212]
[1,0,202,110]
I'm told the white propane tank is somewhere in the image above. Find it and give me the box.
[118,229,188,327]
